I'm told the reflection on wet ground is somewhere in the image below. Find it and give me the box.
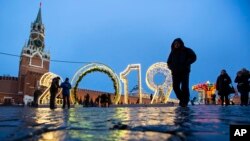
[0,105,250,141]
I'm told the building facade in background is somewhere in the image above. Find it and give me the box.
[0,6,152,105]
[18,6,50,98]
[0,6,50,104]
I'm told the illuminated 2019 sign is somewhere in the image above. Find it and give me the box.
[38,62,172,105]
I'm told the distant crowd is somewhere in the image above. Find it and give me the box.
[167,38,249,107]
[80,93,112,107]
[191,68,250,106]
[215,68,250,106]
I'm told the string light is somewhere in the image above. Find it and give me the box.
[0,51,93,64]
[145,62,172,104]
[71,63,121,104]
[120,64,142,104]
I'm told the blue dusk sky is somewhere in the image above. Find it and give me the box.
[0,0,249,99]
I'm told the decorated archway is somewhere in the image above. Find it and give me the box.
[71,63,121,104]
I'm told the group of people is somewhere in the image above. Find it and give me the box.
[45,38,249,109]
[167,38,249,107]
[216,68,250,106]
[95,93,112,107]
[81,93,112,107]
[50,77,72,109]
[49,77,113,109]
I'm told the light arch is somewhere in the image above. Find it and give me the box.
[71,63,121,104]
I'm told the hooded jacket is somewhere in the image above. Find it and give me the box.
[216,73,232,93]
[167,42,196,74]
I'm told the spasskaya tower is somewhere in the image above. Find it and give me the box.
[18,5,50,97]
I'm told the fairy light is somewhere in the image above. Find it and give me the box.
[70,63,121,104]
[145,62,172,104]
[38,72,63,105]
[120,64,142,104]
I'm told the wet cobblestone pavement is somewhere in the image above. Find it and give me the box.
[0,105,250,141]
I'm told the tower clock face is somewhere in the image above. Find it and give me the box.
[34,39,42,47]
[31,32,44,48]
[31,33,38,39]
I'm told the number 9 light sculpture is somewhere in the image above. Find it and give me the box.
[145,62,173,104]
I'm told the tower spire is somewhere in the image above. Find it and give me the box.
[34,3,42,24]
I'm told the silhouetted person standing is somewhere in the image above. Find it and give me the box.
[84,93,90,107]
[90,98,94,107]
[150,94,153,101]
[60,77,72,109]
[167,38,197,107]
[32,88,42,107]
[100,93,107,107]
[235,68,250,106]
[107,94,112,107]
[50,77,60,109]
[95,95,100,106]
[211,94,216,105]
[216,69,232,106]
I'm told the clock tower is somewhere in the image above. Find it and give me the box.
[18,5,50,97]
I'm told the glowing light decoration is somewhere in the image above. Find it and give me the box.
[38,72,63,105]
[120,64,142,104]
[145,62,172,104]
[71,63,121,104]
[192,81,216,104]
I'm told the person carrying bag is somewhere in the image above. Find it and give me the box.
[216,69,232,106]
[234,68,250,106]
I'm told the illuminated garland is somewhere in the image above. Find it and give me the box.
[72,67,120,104]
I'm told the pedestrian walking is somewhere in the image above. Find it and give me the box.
[216,69,232,106]
[60,77,72,109]
[50,77,60,109]
[235,68,250,106]
[107,94,112,107]
[84,93,90,107]
[167,38,197,107]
